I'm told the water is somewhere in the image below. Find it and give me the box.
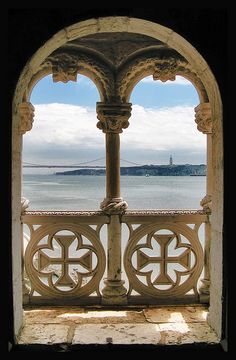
[22,169,206,210]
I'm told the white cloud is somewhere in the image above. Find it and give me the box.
[24,103,104,148]
[23,103,205,160]
[141,75,191,85]
[122,104,205,151]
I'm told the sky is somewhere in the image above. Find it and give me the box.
[23,74,206,166]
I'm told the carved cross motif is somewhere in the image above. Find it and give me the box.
[194,103,212,134]
[38,235,92,287]
[137,234,191,285]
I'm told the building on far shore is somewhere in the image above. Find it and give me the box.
[169,155,173,166]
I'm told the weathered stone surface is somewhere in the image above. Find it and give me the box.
[194,103,212,134]
[158,322,218,344]
[18,102,35,134]
[144,306,208,323]
[24,307,146,324]
[18,324,69,344]
[72,323,161,344]
[96,102,132,134]
[19,306,219,346]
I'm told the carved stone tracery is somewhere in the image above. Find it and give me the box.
[24,223,106,298]
[124,222,204,298]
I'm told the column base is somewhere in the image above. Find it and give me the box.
[199,279,210,294]
[199,293,210,304]
[102,279,128,305]
[199,279,210,303]
[22,284,30,305]
[22,276,31,305]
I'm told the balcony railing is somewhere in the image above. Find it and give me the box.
[22,209,208,306]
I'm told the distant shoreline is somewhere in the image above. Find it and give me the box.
[56,164,206,176]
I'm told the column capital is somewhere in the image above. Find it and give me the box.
[21,197,30,214]
[96,102,132,133]
[194,103,212,134]
[200,194,212,213]
[18,102,35,134]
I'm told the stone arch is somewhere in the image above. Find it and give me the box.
[25,49,115,103]
[12,17,223,339]
[117,50,208,103]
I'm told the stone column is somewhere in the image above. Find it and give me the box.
[195,103,212,302]
[19,103,35,304]
[21,197,31,304]
[96,102,132,304]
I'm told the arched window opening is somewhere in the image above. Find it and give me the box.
[121,75,206,210]
[10,16,224,345]
[22,74,105,211]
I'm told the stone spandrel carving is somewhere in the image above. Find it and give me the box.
[194,103,212,134]
[96,103,132,133]
[152,59,177,82]
[51,54,78,83]
[19,102,35,134]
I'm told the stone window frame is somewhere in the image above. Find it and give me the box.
[11,17,223,342]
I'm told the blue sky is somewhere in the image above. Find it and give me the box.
[23,74,206,166]
[32,74,198,108]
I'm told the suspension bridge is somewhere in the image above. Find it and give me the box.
[22,157,143,168]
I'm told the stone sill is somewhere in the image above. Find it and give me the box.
[17,306,219,348]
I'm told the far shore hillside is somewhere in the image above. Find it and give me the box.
[56,164,206,176]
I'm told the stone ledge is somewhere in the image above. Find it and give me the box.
[18,306,219,346]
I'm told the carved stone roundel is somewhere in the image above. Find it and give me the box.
[25,223,106,298]
[124,223,203,298]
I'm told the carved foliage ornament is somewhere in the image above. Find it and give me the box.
[51,54,78,83]
[153,59,178,82]
[200,194,212,213]
[21,197,30,214]
[45,51,115,102]
[19,102,35,134]
[194,103,212,134]
[96,102,132,133]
